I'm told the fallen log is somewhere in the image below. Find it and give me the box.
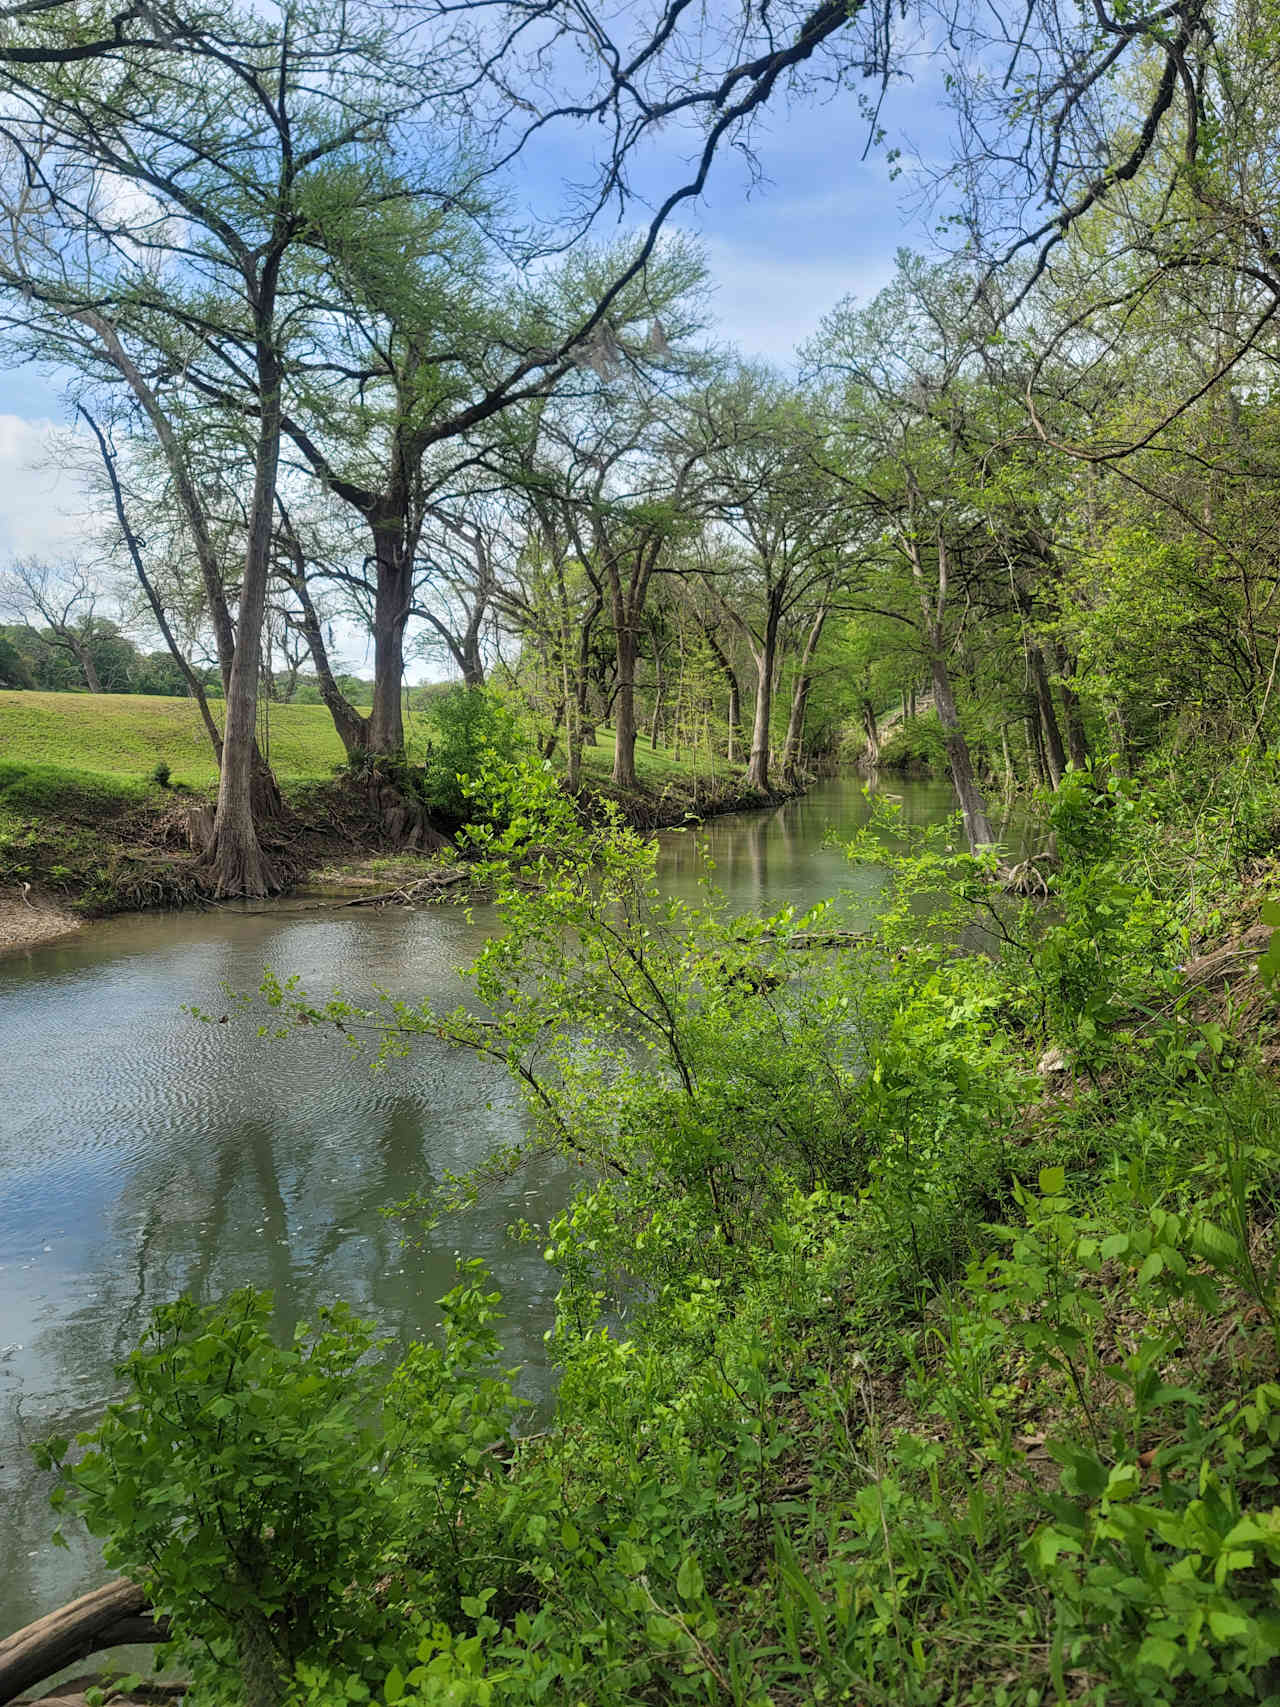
[0,1580,169,1707]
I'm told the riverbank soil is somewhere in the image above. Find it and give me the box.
[0,892,80,954]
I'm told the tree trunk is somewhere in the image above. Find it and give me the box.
[204,334,283,899]
[69,636,103,694]
[460,641,485,690]
[781,605,827,783]
[649,620,665,751]
[612,619,639,789]
[861,697,880,766]
[1053,640,1090,769]
[295,592,369,760]
[1028,641,1066,786]
[84,405,225,763]
[1105,702,1133,777]
[73,311,239,692]
[930,646,995,849]
[1025,700,1047,787]
[703,627,741,764]
[276,511,368,760]
[0,1580,168,1707]
[908,531,994,851]
[746,595,782,793]
[368,528,412,755]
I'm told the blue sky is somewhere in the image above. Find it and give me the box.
[0,46,956,615]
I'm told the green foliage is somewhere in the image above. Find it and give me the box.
[414,687,532,822]
[36,1272,524,1707]
[44,763,1280,1706]
[36,1292,401,1702]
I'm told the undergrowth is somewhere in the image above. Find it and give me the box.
[38,752,1280,1705]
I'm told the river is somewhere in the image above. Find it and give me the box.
[0,774,963,1637]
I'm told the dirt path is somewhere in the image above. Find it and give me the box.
[0,894,81,956]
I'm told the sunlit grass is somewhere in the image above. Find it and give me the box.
[0,689,348,788]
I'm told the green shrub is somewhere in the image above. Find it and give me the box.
[417,687,530,822]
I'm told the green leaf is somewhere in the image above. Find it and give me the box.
[1136,1635,1182,1673]
[384,1666,405,1704]
[1207,1610,1251,1642]
[676,1555,703,1601]
[1038,1166,1066,1197]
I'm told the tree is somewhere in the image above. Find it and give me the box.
[0,0,454,891]
[698,371,851,793]
[0,558,109,691]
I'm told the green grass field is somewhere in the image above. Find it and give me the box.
[0,689,348,789]
[0,690,744,797]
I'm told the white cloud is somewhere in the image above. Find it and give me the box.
[0,416,101,563]
[700,238,898,365]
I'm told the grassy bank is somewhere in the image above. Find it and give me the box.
[0,691,780,914]
[0,689,348,787]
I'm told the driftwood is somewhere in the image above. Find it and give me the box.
[0,1580,169,1707]
[341,869,471,908]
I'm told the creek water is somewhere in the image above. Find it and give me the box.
[0,774,965,1637]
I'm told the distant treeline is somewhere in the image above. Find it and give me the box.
[0,622,378,708]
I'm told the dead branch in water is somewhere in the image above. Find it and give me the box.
[0,1579,169,1706]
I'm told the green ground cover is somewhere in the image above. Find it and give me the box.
[0,690,760,910]
[0,690,349,788]
[578,728,740,794]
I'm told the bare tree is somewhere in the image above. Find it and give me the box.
[0,557,106,691]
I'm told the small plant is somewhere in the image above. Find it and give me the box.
[151,760,171,788]
[36,1291,404,1707]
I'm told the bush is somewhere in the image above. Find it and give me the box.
[417,687,530,822]
[151,759,172,788]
